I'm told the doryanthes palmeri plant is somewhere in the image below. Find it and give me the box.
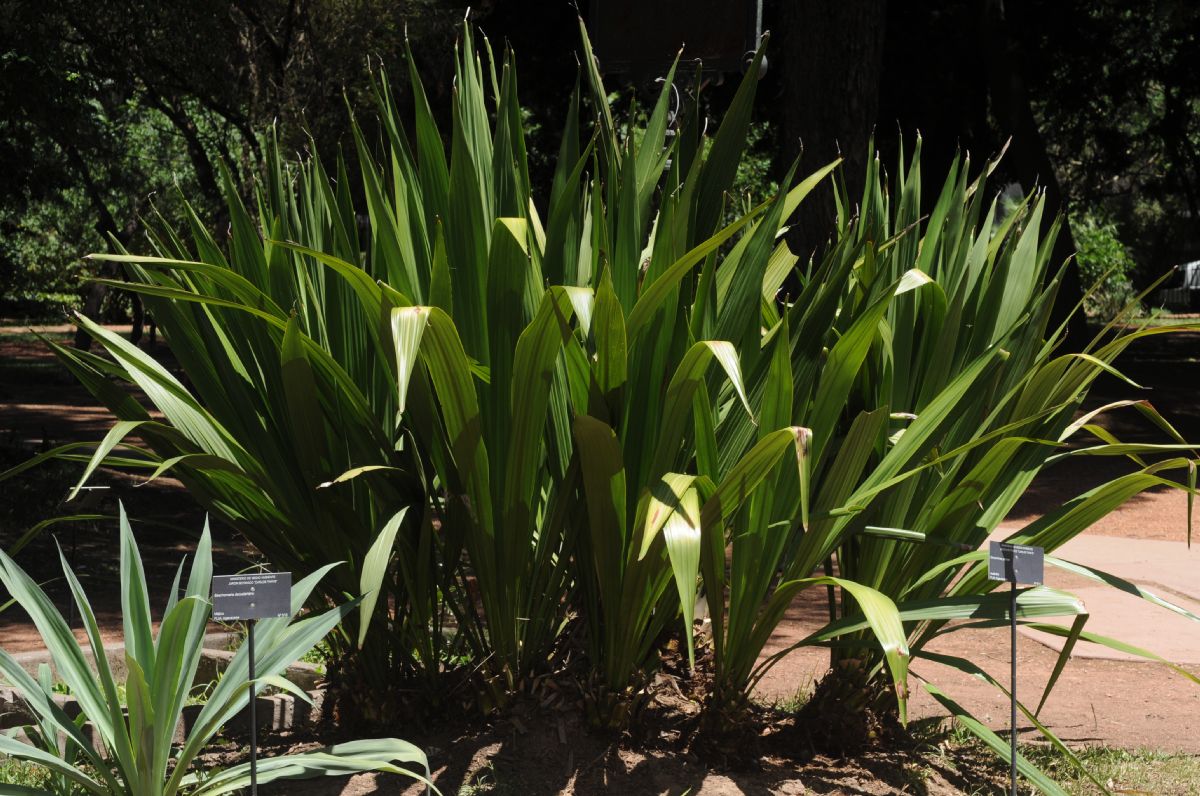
[703,140,1200,789]
[1,18,852,723]
[548,31,906,728]
[329,27,870,726]
[357,22,914,732]
[4,84,453,721]
[0,505,434,795]
[3,22,598,720]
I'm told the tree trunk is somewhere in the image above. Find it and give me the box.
[74,280,108,350]
[63,145,125,350]
[130,294,144,346]
[776,0,887,260]
[982,0,1086,348]
[146,91,223,209]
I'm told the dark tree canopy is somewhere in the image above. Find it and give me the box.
[0,0,464,316]
[1015,0,1200,272]
[2,0,1198,320]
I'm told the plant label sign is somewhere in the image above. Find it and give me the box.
[213,572,291,621]
[987,542,1044,586]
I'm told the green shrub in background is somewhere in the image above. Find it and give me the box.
[1073,213,1141,320]
[0,192,95,319]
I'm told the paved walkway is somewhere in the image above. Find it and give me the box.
[1020,534,1200,663]
[991,474,1200,665]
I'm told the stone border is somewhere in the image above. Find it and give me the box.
[0,636,328,756]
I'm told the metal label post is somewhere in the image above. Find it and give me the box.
[212,571,292,795]
[1010,580,1017,795]
[248,619,257,794]
[988,541,1044,796]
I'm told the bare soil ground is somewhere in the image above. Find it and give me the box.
[3,323,1200,794]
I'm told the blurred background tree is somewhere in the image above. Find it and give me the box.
[1,0,1197,328]
[0,0,464,333]
[1016,0,1200,280]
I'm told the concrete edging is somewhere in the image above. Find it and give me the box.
[0,634,328,753]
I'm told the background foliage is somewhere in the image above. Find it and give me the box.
[1072,214,1141,321]
[3,1,1198,316]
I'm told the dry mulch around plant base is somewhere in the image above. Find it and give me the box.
[241,674,1008,796]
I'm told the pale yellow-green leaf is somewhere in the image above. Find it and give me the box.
[390,306,430,419]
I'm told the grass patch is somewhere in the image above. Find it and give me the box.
[0,358,71,375]
[916,719,1200,795]
[0,330,62,343]
[758,683,812,715]
[769,689,810,714]
[0,758,50,788]
[1024,745,1200,795]
[1110,312,1200,329]
[457,762,520,796]
[0,328,76,385]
